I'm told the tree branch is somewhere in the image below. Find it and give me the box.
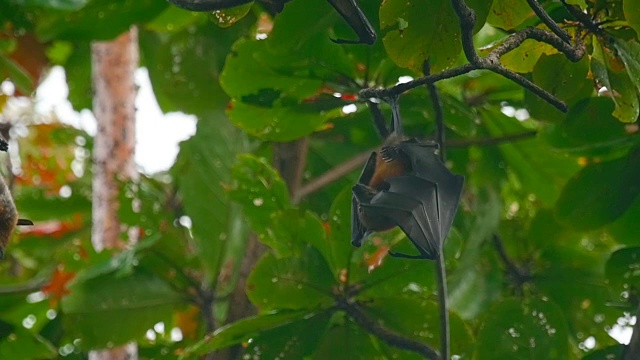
[336,298,441,360]
[525,0,572,43]
[294,150,372,202]
[361,0,589,113]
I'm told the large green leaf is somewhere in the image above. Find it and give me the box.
[487,0,531,30]
[542,98,639,156]
[141,17,251,115]
[591,37,640,123]
[476,298,569,359]
[380,0,461,72]
[0,328,56,360]
[481,108,580,205]
[605,247,640,302]
[555,147,640,230]
[228,154,292,247]
[172,113,247,284]
[613,39,640,94]
[246,248,336,311]
[313,316,386,359]
[624,0,640,37]
[61,270,183,348]
[36,0,168,41]
[183,309,330,357]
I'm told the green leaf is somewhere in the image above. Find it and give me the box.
[532,54,592,105]
[173,114,246,284]
[583,345,625,360]
[624,0,640,37]
[228,154,291,239]
[62,41,92,110]
[542,98,638,156]
[0,328,56,360]
[257,209,326,257]
[20,0,88,10]
[380,0,461,72]
[487,0,531,30]
[592,37,640,123]
[613,39,640,94]
[605,247,640,302]
[221,39,323,101]
[534,243,617,348]
[481,108,580,205]
[326,186,354,278]
[608,194,640,245]
[61,270,183,348]
[246,248,336,311]
[499,38,558,74]
[363,297,475,358]
[555,147,640,230]
[227,100,332,141]
[476,298,569,359]
[467,0,495,33]
[141,19,250,115]
[313,316,385,359]
[36,0,168,41]
[182,309,329,357]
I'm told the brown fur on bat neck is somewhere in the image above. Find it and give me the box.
[354,133,413,232]
[0,138,33,259]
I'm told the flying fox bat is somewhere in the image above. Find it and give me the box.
[166,0,376,45]
[351,99,464,259]
[0,138,33,259]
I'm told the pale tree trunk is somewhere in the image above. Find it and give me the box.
[89,28,139,360]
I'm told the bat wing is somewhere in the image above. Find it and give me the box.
[351,152,377,246]
[399,141,464,240]
[365,176,441,258]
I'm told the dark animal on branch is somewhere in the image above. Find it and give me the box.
[351,98,464,259]
[166,0,376,45]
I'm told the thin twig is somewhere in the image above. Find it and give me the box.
[337,298,441,359]
[560,0,604,36]
[294,150,372,202]
[525,0,572,43]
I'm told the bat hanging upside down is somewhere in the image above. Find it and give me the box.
[351,102,464,260]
